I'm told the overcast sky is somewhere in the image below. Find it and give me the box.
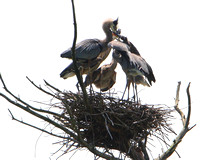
[0,0,200,159]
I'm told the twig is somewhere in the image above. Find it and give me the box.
[8,109,67,139]
[44,79,62,93]
[26,76,60,100]
[0,75,68,121]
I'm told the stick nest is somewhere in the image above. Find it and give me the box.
[54,90,174,156]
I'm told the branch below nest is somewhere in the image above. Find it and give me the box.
[155,82,196,160]
[0,73,122,160]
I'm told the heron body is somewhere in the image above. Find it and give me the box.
[84,58,117,92]
[60,18,119,80]
[60,57,102,79]
[108,41,155,100]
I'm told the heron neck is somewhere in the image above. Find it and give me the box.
[110,58,117,70]
[103,25,113,42]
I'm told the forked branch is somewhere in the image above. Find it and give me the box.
[155,82,195,160]
[0,74,122,160]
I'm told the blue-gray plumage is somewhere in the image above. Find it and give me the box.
[108,40,155,100]
[60,18,119,80]
[61,39,103,60]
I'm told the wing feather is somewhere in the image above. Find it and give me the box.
[61,39,102,60]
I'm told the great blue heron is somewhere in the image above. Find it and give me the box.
[84,58,117,92]
[108,41,155,100]
[60,18,119,80]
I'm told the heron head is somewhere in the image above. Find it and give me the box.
[108,41,130,52]
[103,18,118,32]
[110,18,119,33]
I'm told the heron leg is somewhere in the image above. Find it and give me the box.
[122,79,131,100]
[127,82,130,100]
[88,74,94,95]
[122,82,128,100]
[76,82,80,93]
[135,83,139,103]
[132,81,135,102]
[132,77,138,103]
[87,61,94,95]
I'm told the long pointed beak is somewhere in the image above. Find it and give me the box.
[112,28,121,39]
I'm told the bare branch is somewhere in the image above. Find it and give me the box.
[185,82,191,128]
[174,81,186,125]
[0,76,77,141]
[44,79,62,93]
[8,109,67,139]
[26,76,60,100]
[0,75,68,121]
[155,82,196,160]
[70,0,90,109]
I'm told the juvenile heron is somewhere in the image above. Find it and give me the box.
[60,18,119,80]
[84,58,117,92]
[108,41,155,100]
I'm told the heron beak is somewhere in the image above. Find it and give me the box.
[112,28,121,40]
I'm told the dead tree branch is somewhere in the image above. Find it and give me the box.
[70,0,90,109]
[155,82,196,160]
[0,74,122,160]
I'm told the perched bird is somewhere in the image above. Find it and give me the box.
[108,41,155,100]
[60,18,119,80]
[113,31,141,56]
[84,58,117,92]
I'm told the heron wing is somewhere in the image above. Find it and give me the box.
[128,53,156,85]
[61,39,103,60]
[60,62,75,79]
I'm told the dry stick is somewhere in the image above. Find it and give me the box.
[0,75,65,119]
[43,79,62,93]
[155,82,196,160]
[0,74,78,142]
[70,0,90,111]
[8,109,67,139]
[0,90,78,139]
[174,81,186,125]
[26,76,60,100]
[0,75,121,160]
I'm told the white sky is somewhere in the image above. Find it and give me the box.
[0,0,200,159]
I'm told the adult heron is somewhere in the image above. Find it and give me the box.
[60,18,119,80]
[108,41,155,100]
[84,58,117,92]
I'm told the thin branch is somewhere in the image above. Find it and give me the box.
[0,77,77,141]
[70,0,90,110]
[8,109,67,139]
[185,82,191,128]
[155,82,195,160]
[0,75,69,121]
[26,76,60,100]
[44,79,62,93]
[174,81,186,125]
